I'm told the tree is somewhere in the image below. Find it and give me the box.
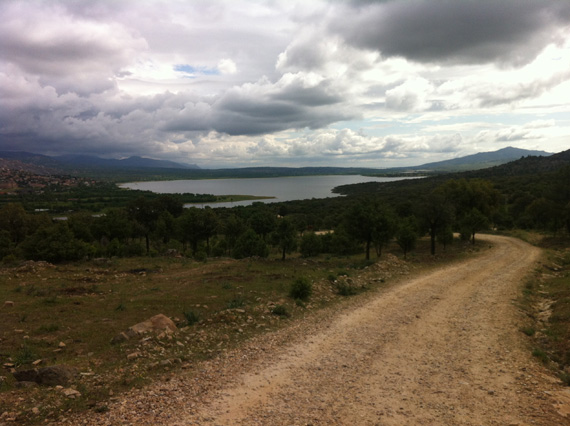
[126,197,161,254]
[273,218,297,260]
[300,232,322,258]
[420,192,454,255]
[20,222,92,263]
[154,211,176,244]
[437,225,454,250]
[221,214,246,256]
[0,203,29,245]
[344,199,378,260]
[200,208,219,254]
[233,228,269,259]
[177,208,204,255]
[460,208,489,244]
[372,207,396,257]
[248,207,277,240]
[68,212,95,243]
[396,218,417,259]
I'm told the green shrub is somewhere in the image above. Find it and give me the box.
[532,348,549,364]
[271,305,290,317]
[227,296,245,309]
[194,250,208,262]
[335,281,358,296]
[14,345,37,366]
[300,233,321,258]
[289,277,312,301]
[183,309,200,325]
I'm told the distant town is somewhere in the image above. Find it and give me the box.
[0,167,96,195]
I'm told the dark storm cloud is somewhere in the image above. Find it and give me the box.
[161,74,355,136]
[329,0,570,66]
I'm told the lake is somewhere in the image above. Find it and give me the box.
[120,175,412,208]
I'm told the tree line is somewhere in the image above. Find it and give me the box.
[0,168,568,264]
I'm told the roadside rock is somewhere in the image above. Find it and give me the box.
[111,314,178,344]
[13,365,79,387]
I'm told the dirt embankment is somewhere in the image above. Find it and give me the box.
[67,235,570,426]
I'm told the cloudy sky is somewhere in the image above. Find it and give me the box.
[1,0,570,168]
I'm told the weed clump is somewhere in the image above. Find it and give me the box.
[14,345,37,366]
[183,309,200,326]
[227,296,245,309]
[532,348,549,365]
[289,277,312,301]
[335,281,359,296]
[271,305,290,317]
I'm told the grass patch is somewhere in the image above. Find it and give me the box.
[183,309,200,325]
[13,345,38,366]
[226,296,245,309]
[271,305,290,317]
[36,323,60,334]
[532,348,550,365]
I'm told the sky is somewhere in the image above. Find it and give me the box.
[1,0,570,169]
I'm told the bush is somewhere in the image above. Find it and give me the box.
[194,250,207,262]
[183,309,200,325]
[300,232,322,257]
[271,304,290,317]
[226,296,245,309]
[233,229,269,259]
[289,277,312,301]
[335,281,358,296]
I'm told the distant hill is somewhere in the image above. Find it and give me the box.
[55,154,200,170]
[0,147,558,180]
[381,147,552,173]
[334,148,570,196]
[0,151,200,174]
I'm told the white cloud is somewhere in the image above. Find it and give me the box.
[218,59,237,75]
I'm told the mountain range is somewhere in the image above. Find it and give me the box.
[0,146,554,177]
[0,151,199,174]
[381,146,552,173]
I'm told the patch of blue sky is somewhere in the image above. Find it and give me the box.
[174,64,220,76]
[330,118,421,136]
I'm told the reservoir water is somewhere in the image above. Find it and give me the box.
[120,175,412,208]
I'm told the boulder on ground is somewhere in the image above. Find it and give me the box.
[13,365,78,386]
[111,314,177,344]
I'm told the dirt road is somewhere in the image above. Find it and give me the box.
[77,235,569,425]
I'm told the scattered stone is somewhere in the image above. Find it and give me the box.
[58,341,66,348]
[31,407,40,415]
[13,365,78,386]
[127,352,141,360]
[112,314,178,344]
[62,388,81,399]
[32,359,42,366]
[3,301,14,308]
